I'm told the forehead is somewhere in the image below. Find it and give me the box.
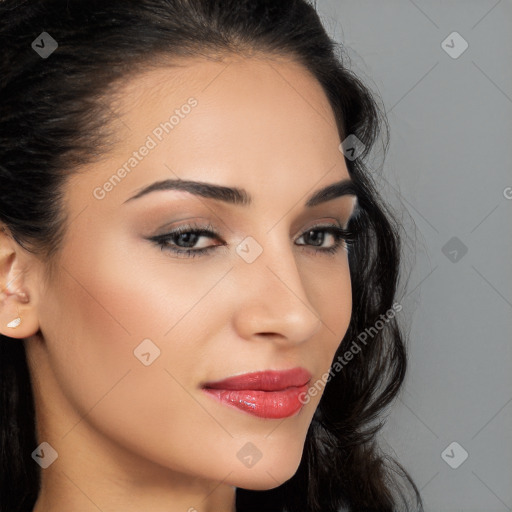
[113,53,339,144]
[65,54,349,216]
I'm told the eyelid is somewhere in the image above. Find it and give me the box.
[154,216,352,239]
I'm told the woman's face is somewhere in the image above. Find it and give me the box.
[24,55,357,500]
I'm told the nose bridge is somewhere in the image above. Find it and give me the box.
[232,227,322,343]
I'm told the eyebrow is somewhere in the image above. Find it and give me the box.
[123,177,359,208]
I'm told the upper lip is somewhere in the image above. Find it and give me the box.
[202,367,312,391]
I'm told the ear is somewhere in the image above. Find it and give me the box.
[0,225,41,339]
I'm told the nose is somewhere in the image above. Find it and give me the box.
[231,233,323,347]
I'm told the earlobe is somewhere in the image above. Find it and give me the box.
[0,287,35,339]
[5,289,28,329]
[0,227,40,339]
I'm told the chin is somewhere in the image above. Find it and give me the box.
[229,455,302,491]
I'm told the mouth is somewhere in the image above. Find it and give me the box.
[201,367,312,419]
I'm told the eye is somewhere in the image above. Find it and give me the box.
[295,225,356,255]
[149,222,222,259]
[149,222,356,259]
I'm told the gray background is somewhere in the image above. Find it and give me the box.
[315,1,512,511]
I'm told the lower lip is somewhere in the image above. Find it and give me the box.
[202,385,309,419]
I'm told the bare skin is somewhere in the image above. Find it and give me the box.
[0,54,357,512]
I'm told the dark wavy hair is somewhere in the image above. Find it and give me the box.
[0,0,423,511]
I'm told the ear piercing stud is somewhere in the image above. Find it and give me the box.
[7,307,21,329]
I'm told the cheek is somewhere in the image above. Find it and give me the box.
[306,255,352,349]
[39,230,236,432]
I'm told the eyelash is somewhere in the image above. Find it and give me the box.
[150,221,357,259]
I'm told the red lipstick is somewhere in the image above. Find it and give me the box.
[202,367,312,419]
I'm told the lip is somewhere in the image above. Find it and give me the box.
[201,367,312,419]
[202,367,312,391]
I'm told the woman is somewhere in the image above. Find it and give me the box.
[0,1,423,511]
